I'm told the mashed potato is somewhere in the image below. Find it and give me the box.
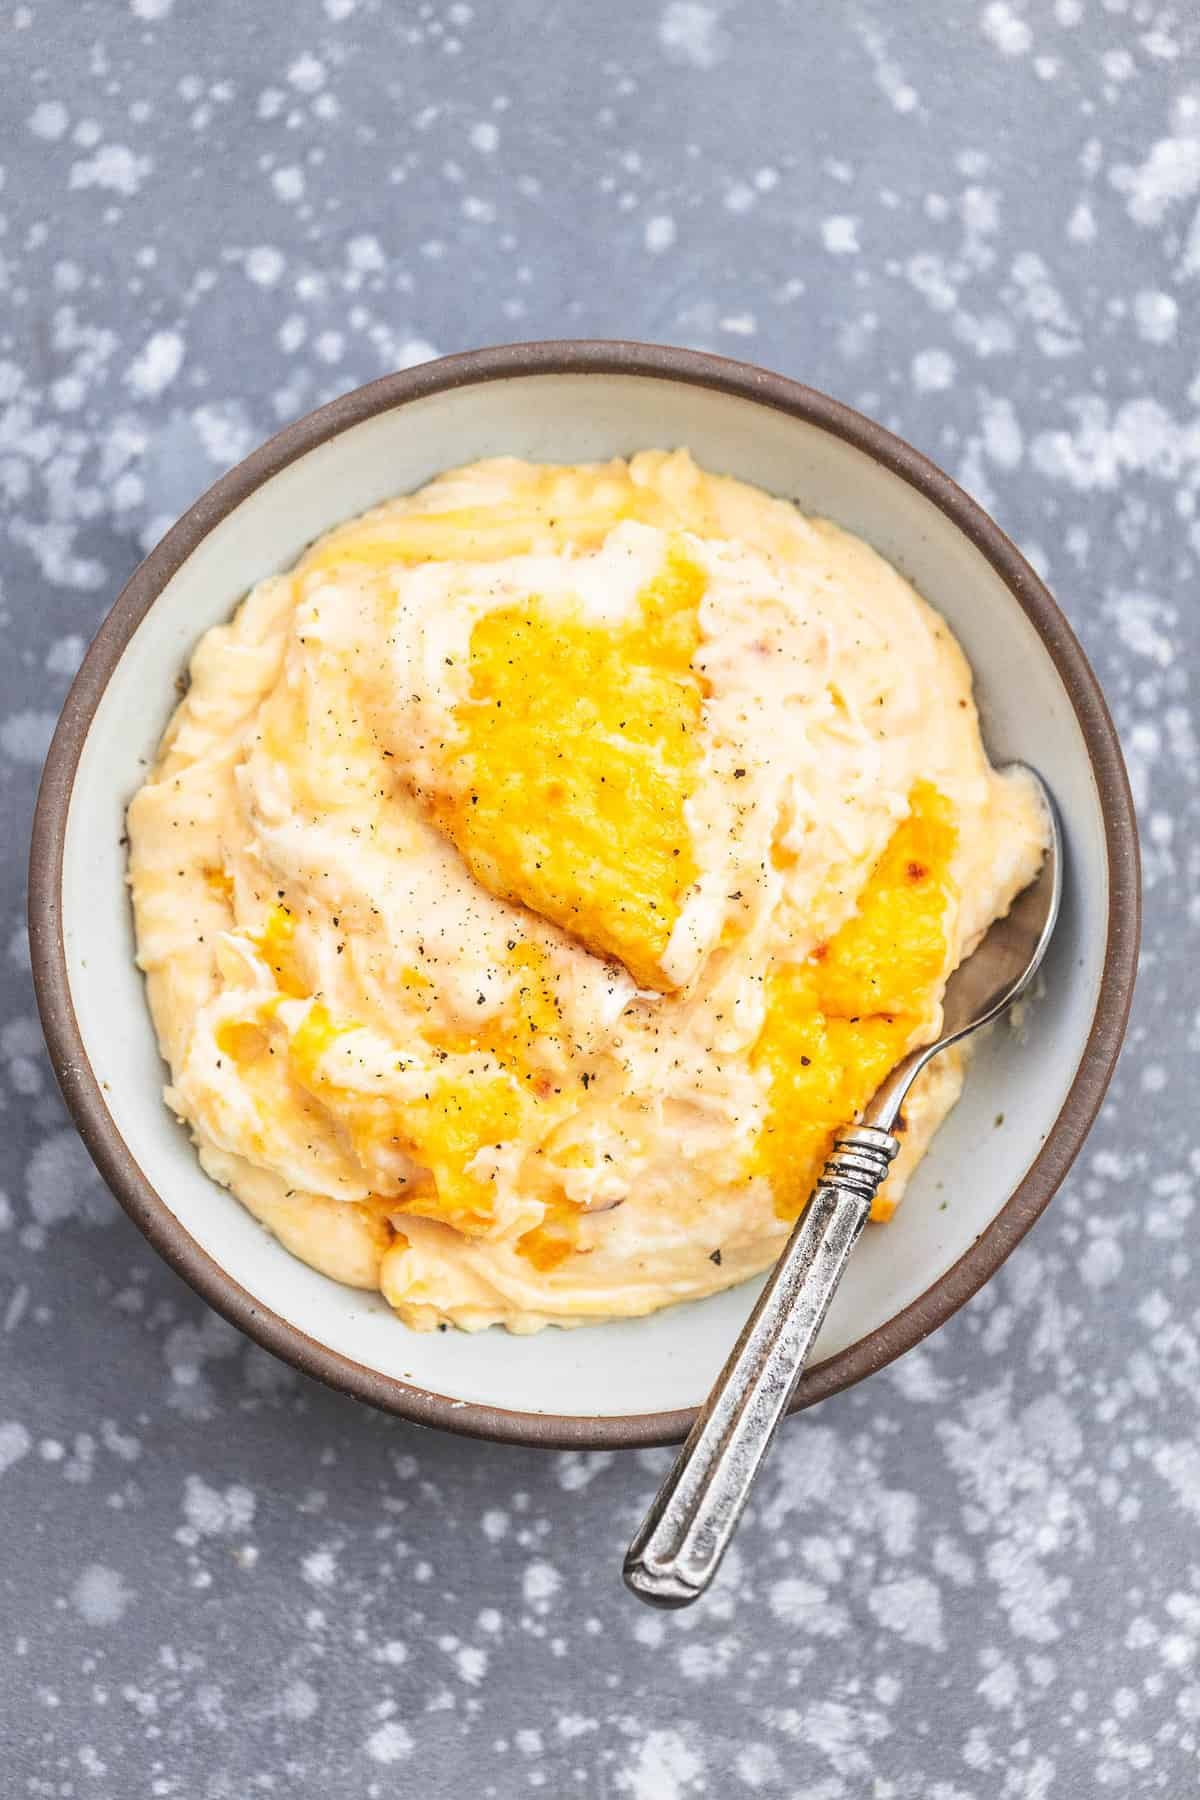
[127,451,1047,1332]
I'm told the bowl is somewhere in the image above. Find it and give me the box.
[29,341,1140,1448]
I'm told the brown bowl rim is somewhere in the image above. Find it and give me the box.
[28,339,1140,1449]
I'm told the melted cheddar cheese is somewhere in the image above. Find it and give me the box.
[436,543,706,992]
[754,782,958,1223]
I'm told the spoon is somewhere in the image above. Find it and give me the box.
[624,765,1062,1608]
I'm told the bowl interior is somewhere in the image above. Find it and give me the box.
[60,370,1107,1424]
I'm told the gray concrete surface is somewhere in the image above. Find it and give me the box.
[2,2,1196,1794]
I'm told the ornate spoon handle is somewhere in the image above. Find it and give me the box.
[623,1125,898,1608]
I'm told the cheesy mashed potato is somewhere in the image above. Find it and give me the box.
[128,451,1047,1332]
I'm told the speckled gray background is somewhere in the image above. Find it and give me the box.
[2,1,1195,1794]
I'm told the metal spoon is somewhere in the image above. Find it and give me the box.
[624,765,1062,1608]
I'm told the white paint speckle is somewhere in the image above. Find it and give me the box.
[244,245,286,287]
[278,315,306,354]
[981,2,1033,56]
[26,1129,117,1227]
[1133,289,1178,345]
[734,1743,782,1790]
[644,214,677,253]
[125,329,185,399]
[182,1474,256,1536]
[72,1564,135,1627]
[1112,134,1200,228]
[395,338,439,369]
[0,1420,31,1476]
[1066,199,1096,243]
[347,234,385,273]
[1079,1234,1123,1290]
[279,1679,319,1721]
[768,1576,849,1637]
[1153,1441,1200,1521]
[868,1575,946,1650]
[657,2,728,70]
[522,1560,561,1608]
[1031,394,1200,493]
[302,1546,339,1588]
[366,1719,413,1764]
[287,53,326,94]
[1,1017,44,1098]
[29,100,69,141]
[912,347,956,391]
[46,634,85,677]
[0,710,57,764]
[854,19,920,114]
[617,1728,705,1799]
[453,1644,488,1685]
[821,214,860,254]
[555,1450,615,1490]
[69,143,153,197]
[980,394,1024,469]
[272,165,306,203]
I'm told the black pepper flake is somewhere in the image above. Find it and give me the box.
[733,768,746,779]
[709,1249,722,1266]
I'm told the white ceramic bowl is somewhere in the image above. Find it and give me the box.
[30,342,1139,1447]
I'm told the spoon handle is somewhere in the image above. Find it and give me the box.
[623,1124,899,1608]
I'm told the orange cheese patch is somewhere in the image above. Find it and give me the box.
[286,1001,516,1235]
[434,544,707,992]
[517,1198,583,1273]
[282,945,576,1239]
[252,903,308,999]
[754,783,958,1223]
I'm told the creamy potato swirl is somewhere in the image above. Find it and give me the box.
[128,452,1046,1331]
